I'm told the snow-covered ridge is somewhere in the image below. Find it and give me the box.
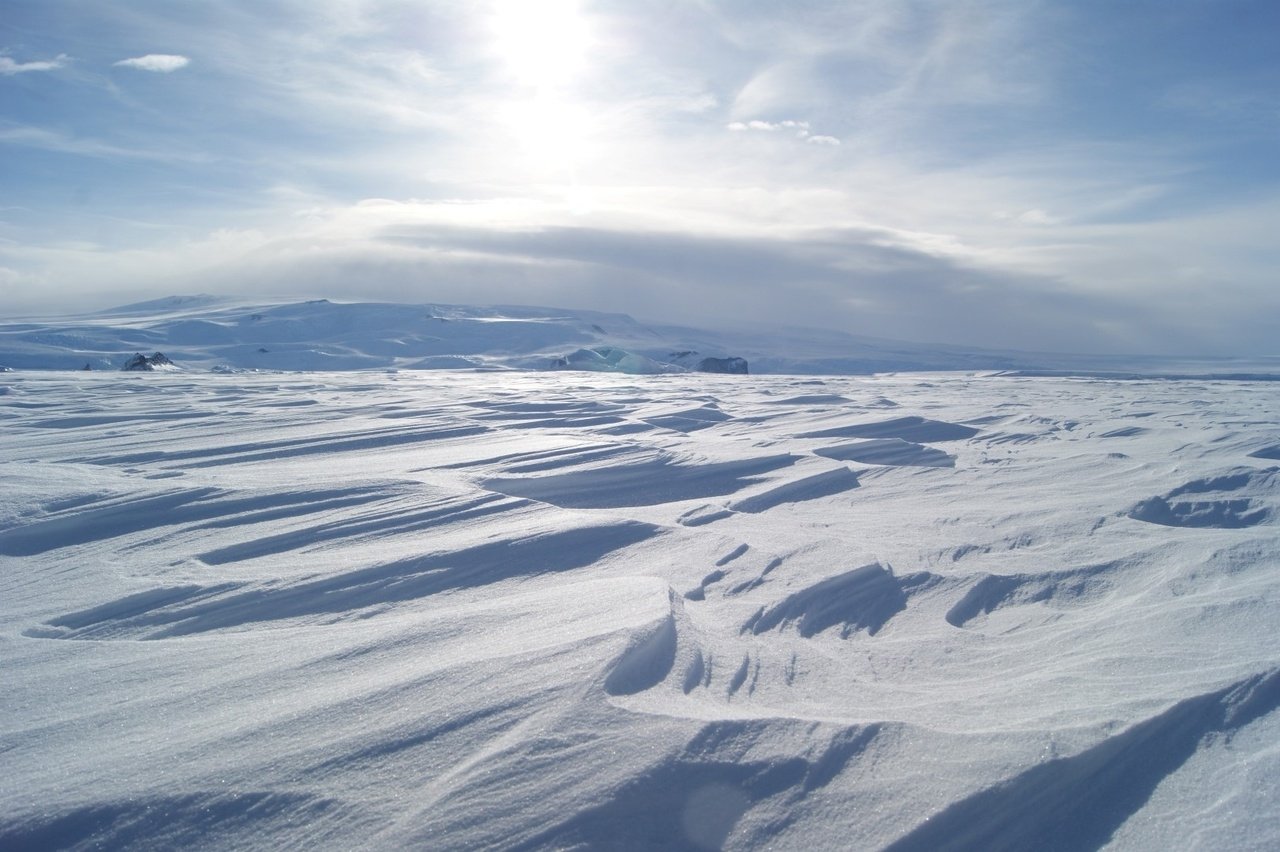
[0,296,763,375]
[5,295,1277,376]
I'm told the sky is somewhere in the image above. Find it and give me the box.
[2,0,1278,355]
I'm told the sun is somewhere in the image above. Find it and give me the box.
[489,0,591,90]
[488,0,599,212]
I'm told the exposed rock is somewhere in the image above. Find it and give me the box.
[666,351,749,374]
[122,352,177,372]
[697,356,748,375]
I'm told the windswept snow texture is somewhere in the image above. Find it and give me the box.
[1128,467,1276,529]
[2,369,1279,851]
[815,438,955,468]
[741,563,940,637]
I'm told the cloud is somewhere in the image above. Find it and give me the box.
[7,185,1279,356]
[727,118,839,145]
[0,54,69,75]
[727,119,809,132]
[0,125,211,163]
[39,192,1159,354]
[993,208,1060,226]
[114,54,190,73]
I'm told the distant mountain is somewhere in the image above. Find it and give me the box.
[1,296,1278,376]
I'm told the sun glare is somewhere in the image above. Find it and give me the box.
[490,0,590,90]
[489,0,597,213]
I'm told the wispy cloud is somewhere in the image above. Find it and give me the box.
[726,118,838,145]
[114,54,190,73]
[0,125,209,163]
[727,119,810,133]
[0,54,69,75]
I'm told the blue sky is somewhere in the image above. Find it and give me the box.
[2,0,1278,354]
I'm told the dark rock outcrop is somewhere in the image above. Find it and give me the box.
[697,356,748,375]
[122,352,176,372]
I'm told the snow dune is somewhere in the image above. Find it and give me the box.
[2,366,1279,849]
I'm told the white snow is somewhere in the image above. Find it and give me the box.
[1,311,1279,849]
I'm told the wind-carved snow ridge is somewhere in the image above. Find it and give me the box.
[796,415,977,469]
[517,718,884,851]
[602,587,758,699]
[886,667,1280,852]
[1128,467,1276,529]
[945,562,1120,629]
[603,588,687,697]
[483,451,799,509]
[814,438,955,468]
[28,522,659,639]
[798,415,979,442]
[0,791,357,851]
[742,563,941,638]
[727,467,861,514]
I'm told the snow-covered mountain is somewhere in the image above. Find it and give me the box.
[5,294,1277,377]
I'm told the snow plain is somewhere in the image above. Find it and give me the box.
[2,314,1279,849]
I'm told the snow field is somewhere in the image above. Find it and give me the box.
[1,369,1277,850]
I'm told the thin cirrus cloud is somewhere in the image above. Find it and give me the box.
[0,125,211,163]
[0,54,69,74]
[114,54,190,73]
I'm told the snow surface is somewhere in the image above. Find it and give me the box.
[2,364,1278,850]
